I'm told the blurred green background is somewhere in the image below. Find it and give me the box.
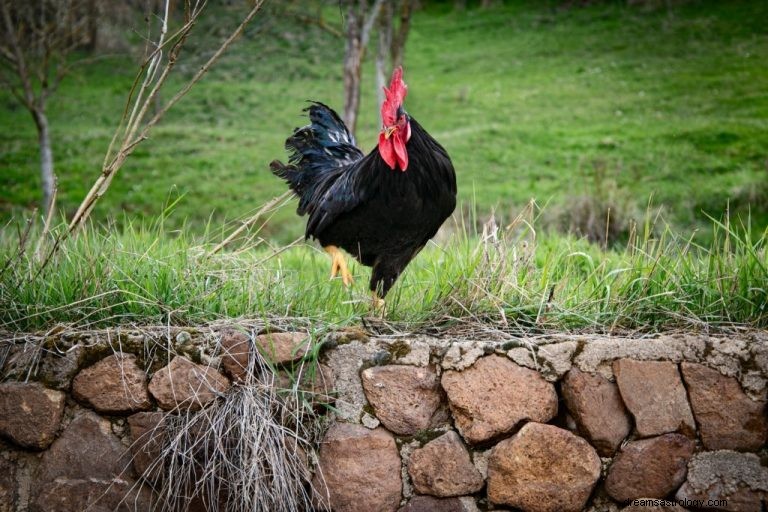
[2,0,767,244]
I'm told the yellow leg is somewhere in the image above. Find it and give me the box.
[371,291,386,315]
[324,246,354,287]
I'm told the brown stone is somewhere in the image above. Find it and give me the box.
[30,410,152,511]
[0,455,16,512]
[72,354,152,413]
[408,431,484,497]
[441,355,558,444]
[36,410,133,483]
[148,356,230,411]
[613,359,695,437]
[362,365,443,435]
[487,422,601,512]
[127,411,167,482]
[398,495,465,512]
[0,381,65,449]
[256,331,310,364]
[562,367,632,456]
[37,345,85,390]
[680,362,768,451]
[312,423,401,512]
[605,434,695,502]
[219,329,251,382]
[31,478,153,512]
[219,330,311,379]
[675,451,768,512]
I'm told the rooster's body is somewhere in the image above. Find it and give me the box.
[270,68,456,307]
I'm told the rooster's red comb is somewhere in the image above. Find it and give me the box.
[381,66,408,125]
[384,67,407,104]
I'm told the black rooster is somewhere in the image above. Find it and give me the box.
[270,68,456,310]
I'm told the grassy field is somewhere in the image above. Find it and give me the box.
[1,207,766,332]
[1,0,767,243]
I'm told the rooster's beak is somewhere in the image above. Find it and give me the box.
[383,125,397,139]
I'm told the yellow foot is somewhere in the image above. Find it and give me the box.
[371,291,386,316]
[324,245,354,287]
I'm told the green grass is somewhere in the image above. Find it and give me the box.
[1,206,766,332]
[1,0,767,243]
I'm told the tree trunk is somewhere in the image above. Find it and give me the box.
[85,0,100,51]
[33,109,56,217]
[390,0,412,69]
[342,0,384,137]
[343,3,363,136]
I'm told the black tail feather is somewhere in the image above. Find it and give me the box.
[270,102,364,216]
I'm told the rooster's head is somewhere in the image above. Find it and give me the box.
[378,66,411,171]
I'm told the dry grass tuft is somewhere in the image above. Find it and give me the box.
[131,338,323,512]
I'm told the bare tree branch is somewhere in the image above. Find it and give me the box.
[0,0,92,217]
[67,0,266,235]
[0,0,37,108]
[285,10,343,38]
[207,191,293,257]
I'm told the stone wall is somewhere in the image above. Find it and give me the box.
[0,326,767,511]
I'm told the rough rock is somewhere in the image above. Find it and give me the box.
[605,434,695,502]
[613,359,695,437]
[675,451,768,511]
[441,355,558,444]
[127,411,167,481]
[573,335,706,379]
[361,365,443,435]
[752,339,768,376]
[741,370,766,397]
[148,356,230,411]
[392,338,432,367]
[72,354,152,413]
[487,422,601,512]
[408,431,484,497]
[36,410,133,483]
[458,497,482,512]
[255,331,310,364]
[680,362,768,451]
[562,368,631,456]
[441,343,486,372]
[0,455,16,512]
[321,340,379,421]
[400,440,420,499]
[31,478,153,512]
[219,330,310,381]
[362,412,381,429]
[312,423,401,512]
[507,341,578,381]
[31,410,148,511]
[37,345,86,390]
[219,329,252,382]
[398,495,466,512]
[704,337,750,378]
[0,381,65,449]
[585,491,622,512]
[538,341,578,378]
[507,341,579,382]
